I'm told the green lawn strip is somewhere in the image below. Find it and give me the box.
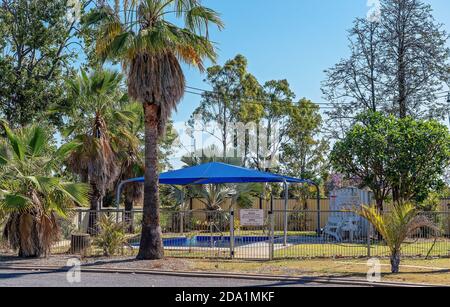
[274,241,450,258]
[190,258,450,285]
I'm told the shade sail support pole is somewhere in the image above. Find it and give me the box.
[315,182,321,235]
[283,179,289,247]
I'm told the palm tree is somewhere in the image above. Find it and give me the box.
[356,203,437,273]
[115,103,145,233]
[64,69,140,234]
[0,122,89,257]
[86,0,223,259]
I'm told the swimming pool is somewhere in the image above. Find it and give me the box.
[164,236,271,248]
[131,236,272,249]
[131,235,323,249]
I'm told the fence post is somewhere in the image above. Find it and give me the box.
[180,211,184,235]
[121,210,125,256]
[269,210,274,261]
[78,210,82,232]
[447,210,450,239]
[367,220,371,258]
[209,214,214,248]
[230,209,235,259]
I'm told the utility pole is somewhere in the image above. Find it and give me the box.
[447,92,450,127]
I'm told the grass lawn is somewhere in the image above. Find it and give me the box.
[190,258,450,285]
[275,241,450,258]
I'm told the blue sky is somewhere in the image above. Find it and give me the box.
[172,0,450,122]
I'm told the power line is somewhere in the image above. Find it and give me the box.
[186,85,450,108]
[184,90,338,109]
[186,85,341,106]
[185,86,346,107]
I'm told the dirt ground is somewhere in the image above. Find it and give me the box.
[1,252,449,286]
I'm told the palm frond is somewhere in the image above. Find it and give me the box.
[0,193,33,212]
[26,126,46,156]
[1,121,25,161]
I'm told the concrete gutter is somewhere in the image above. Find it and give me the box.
[0,265,445,287]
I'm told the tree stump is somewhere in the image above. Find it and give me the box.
[70,234,91,255]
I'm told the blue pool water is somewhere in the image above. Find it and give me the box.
[131,236,271,248]
[131,235,320,249]
[164,236,271,248]
[273,235,322,244]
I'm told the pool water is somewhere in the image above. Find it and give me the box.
[162,236,271,248]
[273,235,322,244]
[131,235,321,249]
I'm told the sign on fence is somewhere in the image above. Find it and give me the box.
[240,209,265,226]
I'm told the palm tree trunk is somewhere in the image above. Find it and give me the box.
[87,183,101,235]
[137,103,164,260]
[7,212,44,258]
[390,249,401,273]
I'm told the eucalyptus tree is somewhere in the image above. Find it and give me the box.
[190,55,262,159]
[282,98,329,182]
[0,0,92,127]
[258,80,295,171]
[323,0,450,133]
[322,18,385,138]
[0,122,89,257]
[85,0,223,259]
[381,0,450,118]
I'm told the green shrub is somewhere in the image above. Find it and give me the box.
[93,215,127,257]
[58,216,78,240]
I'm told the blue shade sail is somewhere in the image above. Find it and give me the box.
[128,162,313,186]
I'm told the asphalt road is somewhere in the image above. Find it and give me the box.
[0,269,355,287]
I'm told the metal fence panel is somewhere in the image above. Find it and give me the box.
[231,209,272,260]
[50,209,450,260]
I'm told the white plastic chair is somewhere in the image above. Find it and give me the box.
[340,216,360,241]
[323,216,344,242]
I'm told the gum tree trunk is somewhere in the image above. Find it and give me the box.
[137,103,164,260]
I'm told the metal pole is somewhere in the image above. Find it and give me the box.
[78,210,82,232]
[447,92,450,127]
[180,211,184,235]
[115,178,143,222]
[316,183,321,235]
[283,180,289,246]
[116,181,125,211]
[210,217,214,248]
[269,210,274,261]
[269,189,274,261]
[230,208,235,259]
[116,178,144,210]
[367,219,371,258]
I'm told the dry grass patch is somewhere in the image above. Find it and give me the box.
[190,258,450,285]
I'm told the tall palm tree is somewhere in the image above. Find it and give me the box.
[356,203,437,273]
[0,122,89,257]
[114,103,145,232]
[64,69,140,234]
[86,0,223,259]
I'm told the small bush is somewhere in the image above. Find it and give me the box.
[93,215,127,257]
[58,216,78,240]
